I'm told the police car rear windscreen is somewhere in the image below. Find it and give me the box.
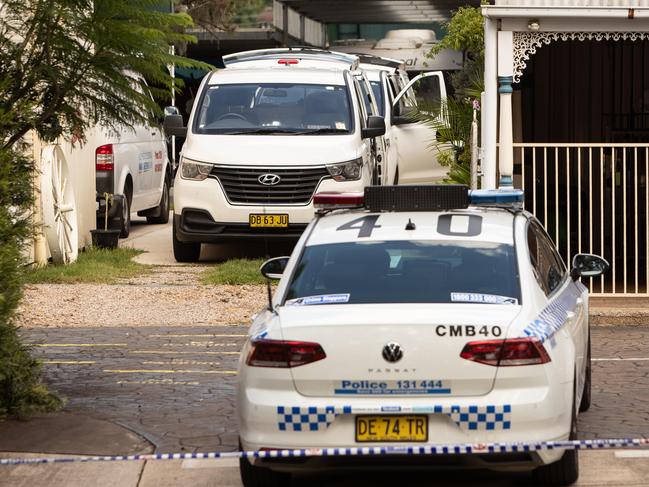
[285,241,521,305]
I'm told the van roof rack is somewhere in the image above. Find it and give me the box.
[223,48,359,68]
[353,53,405,69]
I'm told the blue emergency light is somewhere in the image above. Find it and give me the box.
[469,189,525,206]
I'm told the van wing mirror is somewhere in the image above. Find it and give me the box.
[163,113,187,137]
[391,106,417,126]
[570,253,610,281]
[361,116,386,139]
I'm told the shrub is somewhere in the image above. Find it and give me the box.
[0,148,61,419]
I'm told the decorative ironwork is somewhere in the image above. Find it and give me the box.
[513,32,649,83]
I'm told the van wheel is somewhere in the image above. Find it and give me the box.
[533,384,579,486]
[239,456,291,487]
[119,189,131,238]
[147,177,170,224]
[579,331,592,412]
[173,220,200,263]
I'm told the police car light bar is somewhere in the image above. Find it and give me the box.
[469,189,525,206]
[313,192,365,210]
[314,186,525,212]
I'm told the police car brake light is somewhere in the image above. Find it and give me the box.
[469,189,525,207]
[460,338,550,366]
[314,192,364,209]
[247,339,326,368]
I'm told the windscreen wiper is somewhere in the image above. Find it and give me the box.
[295,128,349,135]
[220,128,302,135]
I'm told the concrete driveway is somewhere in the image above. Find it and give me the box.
[122,213,296,265]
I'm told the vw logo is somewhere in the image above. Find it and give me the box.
[382,342,403,363]
[258,173,281,186]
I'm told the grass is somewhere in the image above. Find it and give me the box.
[201,258,267,285]
[24,247,149,284]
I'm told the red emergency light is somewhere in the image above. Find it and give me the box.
[313,192,364,210]
[277,59,299,65]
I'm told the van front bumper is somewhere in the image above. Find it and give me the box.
[174,209,308,243]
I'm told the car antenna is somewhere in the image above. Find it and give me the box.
[266,280,274,312]
[405,218,416,230]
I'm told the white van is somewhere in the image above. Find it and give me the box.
[166,50,386,262]
[356,53,450,185]
[96,80,171,237]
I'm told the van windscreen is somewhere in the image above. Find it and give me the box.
[194,83,353,135]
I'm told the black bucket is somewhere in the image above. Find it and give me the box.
[91,229,121,250]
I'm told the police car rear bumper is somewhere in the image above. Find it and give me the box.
[238,378,572,470]
[250,450,542,473]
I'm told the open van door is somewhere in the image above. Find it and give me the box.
[391,71,449,184]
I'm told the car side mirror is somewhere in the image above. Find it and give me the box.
[391,106,416,126]
[361,116,386,139]
[260,256,290,312]
[570,253,610,281]
[260,256,290,280]
[163,113,187,138]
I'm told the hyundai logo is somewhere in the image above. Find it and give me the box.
[382,342,403,363]
[258,173,281,186]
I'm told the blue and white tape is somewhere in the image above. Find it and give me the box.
[1,438,647,466]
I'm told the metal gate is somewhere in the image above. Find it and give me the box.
[514,143,649,296]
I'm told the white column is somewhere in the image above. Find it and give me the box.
[497,31,514,189]
[482,17,498,189]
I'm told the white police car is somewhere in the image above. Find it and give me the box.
[237,186,609,486]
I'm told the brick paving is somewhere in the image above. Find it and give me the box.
[21,325,649,454]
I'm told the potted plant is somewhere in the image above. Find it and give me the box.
[90,192,121,249]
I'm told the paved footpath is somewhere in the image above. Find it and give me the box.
[1,325,648,485]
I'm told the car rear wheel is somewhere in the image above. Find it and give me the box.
[239,456,291,487]
[533,384,579,486]
[147,177,170,224]
[172,220,201,263]
[119,189,132,238]
[579,331,592,412]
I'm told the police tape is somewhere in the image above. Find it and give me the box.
[1,438,648,466]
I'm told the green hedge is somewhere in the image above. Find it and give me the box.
[0,148,60,419]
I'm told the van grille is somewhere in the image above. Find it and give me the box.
[209,166,330,205]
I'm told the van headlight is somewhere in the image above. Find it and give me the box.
[327,158,362,182]
[180,158,212,181]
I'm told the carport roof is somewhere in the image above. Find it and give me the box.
[277,0,483,24]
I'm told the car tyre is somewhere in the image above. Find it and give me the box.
[147,177,170,224]
[579,331,592,412]
[239,456,291,487]
[533,384,579,486]
[119,190,131,238]
[172,220,201,263]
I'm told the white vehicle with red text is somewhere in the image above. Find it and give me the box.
[166,49,386,262]
[237,186,609,486]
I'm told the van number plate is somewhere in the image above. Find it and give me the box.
[249,214,289,228]
[355,415,428,443]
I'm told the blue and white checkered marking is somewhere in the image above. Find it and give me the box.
[277,406,352,432]
[523,283,583,342]
[449,404,511,431]
[276,404,511,432]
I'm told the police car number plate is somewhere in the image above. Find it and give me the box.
[355,415,428,443]
[249,214,288,228]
